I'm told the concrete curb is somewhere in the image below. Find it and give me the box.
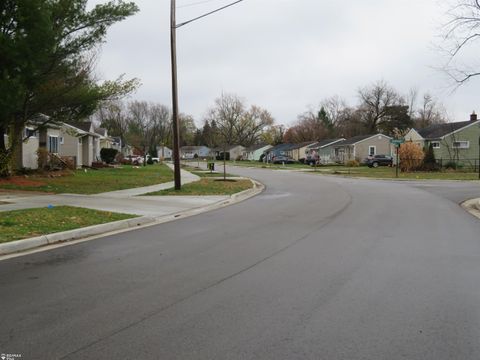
[0,216,155,256]
[0,178,265,257]
[461,198,480,220]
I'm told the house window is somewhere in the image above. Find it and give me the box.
[48,136,59,153]
[24,128,37,138]
[431,141,440,149]
[453,141,469,149]
[369,146,376,156]
[60,137,64,145]
[78,137,82,144]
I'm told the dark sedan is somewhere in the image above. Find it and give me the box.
[272,156,295,164]
[365,154,393,167]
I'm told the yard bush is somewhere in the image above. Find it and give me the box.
[398,142,424,172]
[100,148,118,164]
[422,144,439,171]
[346,160,360,167]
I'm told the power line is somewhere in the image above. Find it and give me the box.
[177,0,223,9]
[176,0,246,28]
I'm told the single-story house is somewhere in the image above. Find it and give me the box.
[242,144,272,161]
[60,122,100,168]
[289,141,318,162]
[405,112,480,166]
[214,145,246,161]
[96,128,116,151]
[5,117,62,170]
[180,146,211,159]
[305,138,345,164]
[263,143,298,162]
[333,134,393,163]
[156,145,173,160]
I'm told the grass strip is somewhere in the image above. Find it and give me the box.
[311,166,480,180]
[0,206,137,243]
[0,164,173,194]
[145,178,253,196]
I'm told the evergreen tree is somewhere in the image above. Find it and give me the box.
[0,0,139,176]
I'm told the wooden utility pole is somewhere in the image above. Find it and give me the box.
[170,0,181,190]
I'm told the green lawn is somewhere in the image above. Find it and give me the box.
[145,177,253,196]
[310,166,480,180]
[0,164,173,194]
[0,206,137,243]
[226,160,311,170]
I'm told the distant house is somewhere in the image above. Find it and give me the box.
[156,145,173,160]
[214,145,246,161]
[60,122,100,167]
[405,112,480,165]
[264,143,297,162]
[243,144,272,161]
[180,146,211,159]
[96,128,116,151]
[333,134,393,163]
[305,138,345,164]
[288,142,318,162]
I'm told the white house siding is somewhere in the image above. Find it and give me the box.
[59,129,83,168]
[22,136,39,169]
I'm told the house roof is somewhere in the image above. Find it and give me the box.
[334,134,390,146]
[181,146,210,151]
[417,120,479,139]
[212,145,245,151]
[288,141,317,150]
[307,138,345,149]
[96,128,107,136]
[267,143,298,152]
[63,122,100,137]
[245,143,271,152]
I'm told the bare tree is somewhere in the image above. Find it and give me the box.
[414,94,447,128]
[439,0,480,84]
[95,101,130,152]
[320,95,348,130]
[358,80,399,133]
[235,106,274,147]
[127,101,158,165]
[206,93,244,179]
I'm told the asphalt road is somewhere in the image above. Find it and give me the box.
[1,168,480,360]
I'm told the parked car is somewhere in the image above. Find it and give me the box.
[125,155,144,165]
[365,154,393,168]
[146,155,160,163]
[272,155,295,164]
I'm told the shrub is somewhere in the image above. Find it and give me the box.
[422,144,439,171]
[100,148,118,164]
[398,142,424,172]
[444,161,464,170]
[346,160,360,167]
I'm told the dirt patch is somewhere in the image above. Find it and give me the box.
[0,177,46,187]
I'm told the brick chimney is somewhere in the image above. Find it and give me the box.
[471,111,477,122]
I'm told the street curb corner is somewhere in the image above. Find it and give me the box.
[461,198,480,220]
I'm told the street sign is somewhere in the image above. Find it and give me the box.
[390,139,405,146]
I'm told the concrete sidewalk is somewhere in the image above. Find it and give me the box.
[0,164,264,256]
[0,165,224,216]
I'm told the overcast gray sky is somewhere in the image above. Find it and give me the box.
[91,0,479,126]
